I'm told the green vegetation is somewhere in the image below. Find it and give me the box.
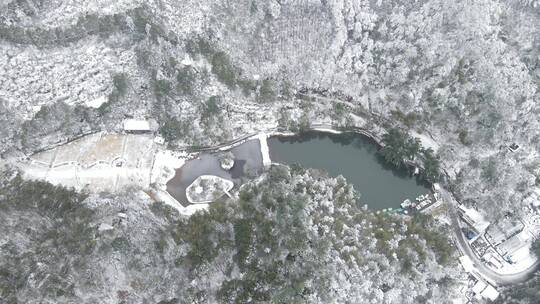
[128,6,170,43]
[370,211,453,270]
[405,214,454,265]
[158,116,189,144]
[469,157,480,168]
[379,128,421,167]
[20,102,98,150]
[113,73,128,96]
[233,219,253,270]
[0,174,94,302]
[176,66,196,95]
[257,79,276,103]
[481,157,498,184]
[0,165,455,302]
[333,102,347,118]
[495,276,540,304]
[531,239,540,260]
[211,51,237,88]
[284,112,310,134]
[167,166,454,302]
[135,45,152,67]
[152,78,173,100]
[379,128,441,183]
[99,73,128,115]
[176,206,225,268]
[150,201,178,223]
[111,237,130,252]
[391,109,420,128]
[422,148,441,183]
[238,78,257,96]
[201,96,221,121]
[458,129,471,146]
[186,38,266,97]
[185,38,215,57]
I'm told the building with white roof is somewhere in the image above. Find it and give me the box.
[480,284,499,301]
[459,205,491,234]
[471,280,487,296]
[123,119,151,133]
[472,280,499,301]
[486,218,524,246]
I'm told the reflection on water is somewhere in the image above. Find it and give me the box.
[268,131,431,209]
[166,139,264,206]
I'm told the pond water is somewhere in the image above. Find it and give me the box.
[267,132,431,210]
[166,139,264,206]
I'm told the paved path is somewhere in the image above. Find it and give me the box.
[440,188,539,285]
[177,132,262,152]
[177,123,382,154]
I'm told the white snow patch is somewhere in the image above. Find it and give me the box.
[151,149,188,186]
[123,119,151,132]
[98,223,114,232]
[258,133,272,167]
[186,175,234,204]
[181,55,193,66]
[410,131,440,152]
[85,96,108,109]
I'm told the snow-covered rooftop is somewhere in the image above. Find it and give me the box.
[459,256,475,273]
[123,119,151,132]
[472,280,499,301]
[459,205,490,233]
[471,280,486,294]
[85,96,108,109]
[480,284,499,301]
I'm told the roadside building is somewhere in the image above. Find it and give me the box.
[485,218,524,246]
[471,237,490,256]
[497,234,528,262]
[483,249,504,269]
[480,284,499,301]
[471,280,499,302]
[508,143,520,152]
[459,256,475,273]
[123,119,151,134]
[471,280,486,298]
[459,205,490,234]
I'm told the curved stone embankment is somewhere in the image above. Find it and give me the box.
[19,121,535,286]
[186,175,234,204]
[170,125,539,285]
[158,123,414,215]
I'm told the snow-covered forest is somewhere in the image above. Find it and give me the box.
[0,0,539,302]
[0,167,460,303]
[1,0,538,219]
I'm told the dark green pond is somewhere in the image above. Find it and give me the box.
[268,132,431,210]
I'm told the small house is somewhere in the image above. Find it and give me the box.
[509,143,520,152]
[123,119,151,134]
[458,205,490,234]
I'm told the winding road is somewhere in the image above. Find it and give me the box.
[177,123,380,153]
[173,122,540,285]
[440,188,539,285]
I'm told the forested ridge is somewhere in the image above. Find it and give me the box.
[0,0,538,302]
[0,167,458,303]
